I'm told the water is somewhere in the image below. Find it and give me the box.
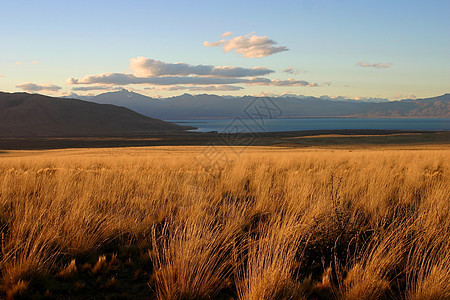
[168,118,450,133]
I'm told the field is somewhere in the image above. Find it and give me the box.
[0,145,449,299]
[0,129,449,150]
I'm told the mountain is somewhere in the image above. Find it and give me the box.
[0,92,194,137]
[81,90,450,120]
[83,89,160,112]
[318,95,389,103]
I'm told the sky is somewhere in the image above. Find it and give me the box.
[0,0,449,100]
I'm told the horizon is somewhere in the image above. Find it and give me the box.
[2,88,449,103]
[1,0,449,100]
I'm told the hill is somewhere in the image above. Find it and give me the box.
[78,90,450,119]
[0,92,194,137]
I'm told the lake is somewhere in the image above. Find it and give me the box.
[168,118,450,133]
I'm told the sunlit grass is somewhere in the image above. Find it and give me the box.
[0,146,448,299]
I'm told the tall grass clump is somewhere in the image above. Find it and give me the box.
[0,146,448,298]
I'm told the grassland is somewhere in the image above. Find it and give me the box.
[0,129,449,150]
[0,146,449,299]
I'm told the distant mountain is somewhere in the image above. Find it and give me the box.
[318,95,389,103]
[80,90,450,120]
[350,94,450,118]
[84,89,161,112]
[0,92,193,137]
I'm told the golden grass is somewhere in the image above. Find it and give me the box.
[0,146,449,299]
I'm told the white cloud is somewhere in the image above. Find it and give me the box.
[146,85,243,92]
[69,55,321,91]
[16,82,61,92]
[203,39,226,47]
[253,91,306,97]
[66,78,79,85]
[61,91,80,98]
[247,78,317,87]
[283,67,300,75]
[68,73,245,86]
[254,91,281,97]
[204,32,288,58]
[71,85,121,91]
[129,57,274,77]
[283,67,294,74]
[220,31,233,37]
[144,86,181,92]
[66,73,318,87]
[188,85,243,91]
[356,61,393,69]
[210,66,274,77]
[68,73,249,86]
[391,93,417,100]
[68,73,316,88]
[320,95,389,102]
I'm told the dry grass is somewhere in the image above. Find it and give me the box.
[0,146,449,299]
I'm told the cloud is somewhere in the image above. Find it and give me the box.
[320,95,389,102]
[189,85,243,91]
[254,91,281,97]
[247,78,318,87]
[253,91,308,97]
[69,55,321,91]
[145,86,186,92]
[61,91,80,97]
[129,57,274,77]
[391,93,417,100]
[204,32,288,58]
[66,78,79,85]
[356,61,393,69]
[220,31,233,38]
[71,85,121,91]
[283,67,300,75]
[68,73,250,86]
[283,67,307,75]
[203,39,226,47]
[146,85,243,92]
[68,72,319,88]
[16,82,61,92]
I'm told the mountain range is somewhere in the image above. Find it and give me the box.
[0,92,193,137]
[1,91,448,138]
[72,90,450,120]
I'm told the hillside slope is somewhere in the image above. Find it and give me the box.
[0,92,193,137]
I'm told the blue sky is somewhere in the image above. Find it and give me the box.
[0,0,449,99]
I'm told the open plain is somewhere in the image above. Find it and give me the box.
[0,145,449,299]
